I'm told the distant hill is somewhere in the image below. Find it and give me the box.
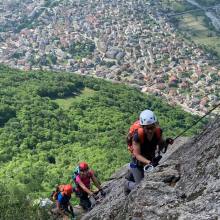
[0,65,206,219]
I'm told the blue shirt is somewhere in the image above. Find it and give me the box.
[57,192,71,206]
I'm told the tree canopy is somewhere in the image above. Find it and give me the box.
[0,65,207,218]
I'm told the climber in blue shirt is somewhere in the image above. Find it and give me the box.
[52,184,75,219]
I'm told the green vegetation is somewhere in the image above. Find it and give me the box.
[100,60,116,68]
[0,182,50,220]
[11,51,25,59]
[54,87,96,110]
[177,12,220,57]
[28,52,58,66]
[0,64,207,218]
[164,0,220,58]
[67,41,95,59]
[161,0,196,13]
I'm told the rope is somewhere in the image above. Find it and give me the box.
[173,102,220,141]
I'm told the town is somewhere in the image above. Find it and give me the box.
[0,0,219,115]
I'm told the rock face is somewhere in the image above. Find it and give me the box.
[82,118,220,220]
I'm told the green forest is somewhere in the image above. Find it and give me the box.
[0,65,207,219]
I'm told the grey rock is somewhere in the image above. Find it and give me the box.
[82,119,220,219]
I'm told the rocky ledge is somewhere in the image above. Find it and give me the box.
[82,118,220,220]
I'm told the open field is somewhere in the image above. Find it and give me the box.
[162,0,220,58]
[54,87,96,110]
[177,12,220,57]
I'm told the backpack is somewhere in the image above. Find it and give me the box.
[72,166,80,189]
[50,185,65,201]
[72,167,94,192]
[127,120,162,154]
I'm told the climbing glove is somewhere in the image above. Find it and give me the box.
[162,138,174,153]
[152,155,162,167]
[166,138,174,145]
[100,189,106,197]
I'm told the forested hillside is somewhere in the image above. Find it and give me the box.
[0,65,206,219]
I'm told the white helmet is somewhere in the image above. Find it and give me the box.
[139,109,157,126]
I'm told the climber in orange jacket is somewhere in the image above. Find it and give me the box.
[124,109,174,195]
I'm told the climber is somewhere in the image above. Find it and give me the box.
[72,162,106,211]
[124,109,174,195]
[51,184,75,220]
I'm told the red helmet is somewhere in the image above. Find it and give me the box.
[63,184,73,196]
[79,162,89,171]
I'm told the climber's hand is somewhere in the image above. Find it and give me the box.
[152,155,162,167]
[166,138,174,145]
[100,189,106,197]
